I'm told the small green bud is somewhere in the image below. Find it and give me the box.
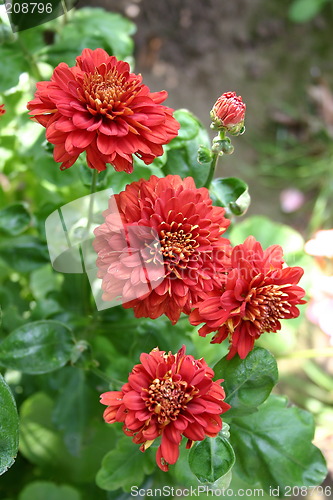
[211,139,234,155]
[221,141,234,154]
[197,145,213,164]
[211,140,224,155]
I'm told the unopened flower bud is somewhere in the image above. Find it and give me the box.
[210,91,246,135]
[197,145,213,164]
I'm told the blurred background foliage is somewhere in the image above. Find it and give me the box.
[1,0,333,499]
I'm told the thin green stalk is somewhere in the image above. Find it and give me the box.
[204,152,219,189]
[81,169,98,315]
[61,0,69,24]
[86,169,98,235]
[204,130,225,189]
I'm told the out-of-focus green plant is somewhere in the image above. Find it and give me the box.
[289,0,333,23]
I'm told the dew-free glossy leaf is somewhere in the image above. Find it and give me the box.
[230,395,327,494]
[173,109,200,141]
[96,437,155,492]
[0,320,74,374]
[210,177,251,216]
[163,110,211,187]
[189,435,235,483]
[9,0,63,32]
[0,374,19,475]
[214,347,278,417]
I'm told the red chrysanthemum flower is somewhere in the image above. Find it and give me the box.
[210,91,246,135]
[93,175,231,323]
[27,48,180,172]
[190,236,306,359]
[100,345,230,471]
[0,104,5,116]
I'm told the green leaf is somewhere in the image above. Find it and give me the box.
[19,392,81,478]
[0,235,49,272]
[214,347,278,417]
[288,0,328,22]
[163,109,211,187]
[29,265,62,301]
[18,481,81,500]
[9,0,64,33]
[231,395,328,494]
[0,374,19,476]
[174,109,200,141]
[210,177,251,216]
[19,392,117,483]
[52,367,90,455]
[0,46,27,91]
[96,437,155,491]
[31,148,81,187]
[0,203,31,236]
[229,215,304,260]
[0,235,50,273]
[0,320,74,374]
[43,8,135,67]
[189,435,235,483]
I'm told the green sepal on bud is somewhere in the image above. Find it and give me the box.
[197,145,213,164]
[211,136,234,155]
[210,115,245,136]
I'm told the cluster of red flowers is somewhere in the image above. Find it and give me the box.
[28,49,306,472]
[100,345,230,471]
[0,103,6,116]
[94,173,305,359]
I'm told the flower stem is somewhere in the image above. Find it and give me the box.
[81,169,98,315]
[61,0,69,24]
[86,169,98,234]
[204,152,219,189]
[204,130,226,189]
